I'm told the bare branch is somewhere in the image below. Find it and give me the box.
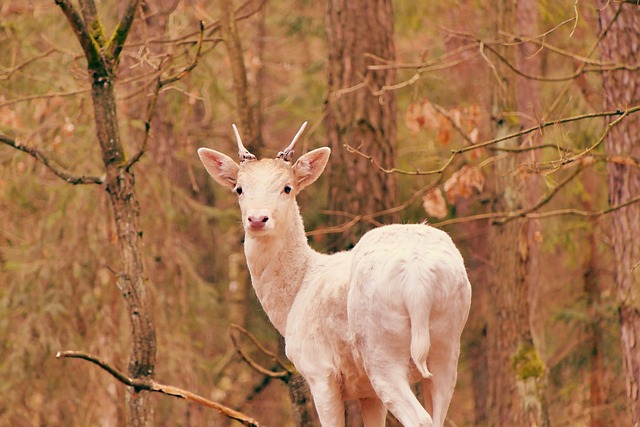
[158,21,206,87]
[78,0,107,46]
[493,161,587,225]
[455,105,640,154]
[0,134,103,185]
[54,0,102,67]
[0,48,57,81]
[106,0,142,61]
[229,324,292,379]
[0,88,88,109]
[124,22,206,172]
[434,192,640,227]
[343,142,456,176]
[56,350,262,427]
[308,178,445,237]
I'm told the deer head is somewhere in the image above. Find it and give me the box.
[197,123,330,237]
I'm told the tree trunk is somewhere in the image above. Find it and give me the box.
[90,34,156,427]
[584,222,606,427]
[56,2,155,425]
[220,0,258,153]
[486,1,548,425]
[599,3,640,423]
[324,0,398,251]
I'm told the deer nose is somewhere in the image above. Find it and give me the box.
[248,215,269,229]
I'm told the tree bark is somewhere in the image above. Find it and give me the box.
[599,3,640,423]
[220,0,258,153]
[324,0,398,251]
[486,1,548,425]
[56,2,156,426]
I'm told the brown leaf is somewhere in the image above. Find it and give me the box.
[443,165,485,203]
[437,113,451,145]
[422,188,448,219]
[468,127,479,144]
[405,100,439,134]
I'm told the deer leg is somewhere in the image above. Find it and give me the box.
[357,326,433,427]
[427,339,461,427]
[306,375,345,427]
[359,396,386,427]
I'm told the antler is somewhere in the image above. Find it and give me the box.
[232,124,257,162]
[276,122,308,162]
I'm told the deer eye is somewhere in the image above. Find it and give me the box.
[235,186,243,195]
[284,185,292,194]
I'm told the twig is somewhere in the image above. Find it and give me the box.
[433,191,640,227]
[123,21,206,172]
[158,21,206,87]
[229,324,292,379]
[56,350,262,427]
[0,48,57,81]
[0,89,89,109]
[343,143,456,176]
[308,177,445,237]
[493,161,586,225]
[0,134,103,185]
[106,0,142,61]
[455,105,640,154]
[55,0,101,65]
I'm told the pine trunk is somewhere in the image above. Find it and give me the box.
[486,1,548,425]
[324,0,398,250]
[599,3,640,423]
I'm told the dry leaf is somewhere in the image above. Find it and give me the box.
[437,113,451,145]
[449,108,462,128]
[405,100,439,134]
[62,117,75,136]
[443,165,485,203]
[422,188,448,219]
[468,127,479,144]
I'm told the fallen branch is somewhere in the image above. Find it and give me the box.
[56,350,262,427]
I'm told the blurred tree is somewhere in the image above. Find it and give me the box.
[324,0,398,251]
[599,2,640,423]
[486,0,549,425]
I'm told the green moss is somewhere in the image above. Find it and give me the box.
[512,343,545,380]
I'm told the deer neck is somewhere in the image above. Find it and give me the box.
[243,208,313,335]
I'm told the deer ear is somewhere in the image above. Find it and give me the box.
[293,147,331,191]
[198,148,240,189]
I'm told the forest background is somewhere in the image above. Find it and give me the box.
[1,0,639,426]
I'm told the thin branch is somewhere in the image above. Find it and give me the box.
[106,0,142,61]
[0,88,89,109]
[480,39,639,83]
[308,178,445,237]
[432,103,477,146]
[0,48,57,81]
[78,0,107,46]
[56,351,262,427]
[123,22,205,172]
[344,142,456,176]
[229,324,292,379]
[54,0,102,68]
[493,161,587,225]
[158,21,206,87]
[433,189,640,227]
[0,134,103,185]
[455,106,640,154]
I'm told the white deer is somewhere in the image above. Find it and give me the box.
[197,123,472,427]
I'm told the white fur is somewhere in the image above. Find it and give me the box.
[198,146,472,427]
